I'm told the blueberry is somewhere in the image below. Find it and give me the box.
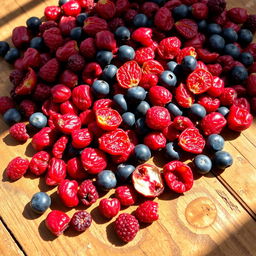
[238,29,253,46]
[92,80,110,96]
[198,20,207,32]
[160,71,177,87]
[134,144,151,163]
[223,44,240,59]
[122,112,135,127]
[239,52,254,66]
[167,103,183,117]
[116,164,135,182]
[190,104,206,119]
[230,66,248,83]
[213,151,233,169]
[115,26,131,41]
[58,0,71,6]
[113,94,128,112]
[0,41,10,57]
[217,106,229,116]
[26,17,42,33]
[173,64,184,77]
[182,56,197,73]
[194,154,212,174]
[165,142,181,160]
[76,13,88,26]
[207,134,225,151]
[30,192,51,214]
[97,170,117,190]
[208,34,225,52]
[207,23,222,34]
[135,117,150,135]
[30,37,44,51]
[136,101,150,116]
[118,45,135,62]
[96,50,113,67]
[133,14,148,27]
[3,108,21,125]
[167,61,178,72]
[29,112,48,129]
[126,86,146,102]
[70,27,83,41]
[4,48,20,63]
[222,28,238,43]
[102,64,117,81]
[173,4,189,20]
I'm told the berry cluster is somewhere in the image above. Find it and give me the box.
[1,0,256,243]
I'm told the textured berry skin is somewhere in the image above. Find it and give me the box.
[29,151,50,176]
[96,30,116,52]
[39,58,60,83]
[23,48,41,69]
[60,100,78,115]
[228,8,248,24]
[58,179,79,207]
[67,157,87,180]
[71,211,92,232]
[207,0,226,16]
[56,114,81,134]
[45,210,70,236]
[80,38,97,59]
[56,40,79,62]
[82,62,103,85]
[59,70,78,89]
[71,128,93,149]
[243,15,256,34]
[45,158,66,186]
[9,123,29,142]
[173,116,194,131]
[43,27,63,51]
[78,180,99,206]
[9,69,24,87]
[157,37,181,60]
[51,84,71,103]
[115,213,139,243]
[192,3,208,20]
[19,99,37,118]
[219,88,237,106]
[72,85,93,111]
[31,127,55,151]
[39,21,58,33]
[68,54,85,72]
[149,86,172,106]
[6,157,29,181]
[144,132,166,151]
[132,28,153,47]
[83,16,108,36]
[62,0,81,16]
[198,96,220,113]
[52,136,69,159]
[154,7,174,32]
[59,16,76,36]
[99,198,120,219]
[33,83,51,102]
[135,201,159,223]
[95,0,116,20]
[115,185,137,206]
[44,6,62,21]
[175,19,198,40]
[0,96,15,115]
[12,26,30,48]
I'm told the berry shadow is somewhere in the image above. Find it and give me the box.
[221,127,241,141]
[158,190,180,201]
[25,142,37,157]
[37,176,53,192]
[64,228,80,237]
[38,220,57,241]
[49,190,71,213]
[22,202,40,220]
[90,207,110,224]
[2,133,22,146]
[106,221,127,247]
[2,169,8,182]
[211,167,226,177]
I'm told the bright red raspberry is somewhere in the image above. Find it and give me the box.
[46,158,66,186]
[0,96,15,115]
[67,54,85,72]
[58,179,79,207]
[198,96,220,113]
[59,16,76,36]
[154,7,174,32]
[172,116,194,131]
[141,2,159,18]
[12,26,30,48]
[175,83,195,108]
[6,157,29,181]
[144,132,166,151]
[67,157,87,180]
[45,210,70,236]
[115,185,137,206]
[78,180,99,206]
[99,198,120,218]
[132,28,153,47]
[29,151,50,176]
[62,0,81,16]
[149,86,172,106]
[43,27,63,51]
[139,73,158,90]
[44,6,62,21]
[146,106,171,130]
[162,122,180,141]
[51,84,71,103]
[233,97,250,111]
[71,128,93,149]
[191,3,208,19]
[228,8,248,24]
[115,213,139,243]
[52,136,69,159]
[72,85,93,111]
[197,48,219,64]
[56,40,79,62]
[95,0,116,20]
[219,88,237,106]
[56,114,81,134]
[93,98,114,112]
[207,76,224,97]
[78,0,94,10]
[42,99,60,116]
[83,16,108,36]
[157,37,181,60]
[60,100,78,115]
[81,148,107,174]
[135,201,159,223]
[9,123,29,142]
[31,127,55,151]
[71,211,92,232]
[82,62,103,85]
[39,58,60,83]
[135,47,155,65]
[59,70,78,89]
[80,38,97,59]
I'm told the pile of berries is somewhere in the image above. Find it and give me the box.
[1,0,256,243]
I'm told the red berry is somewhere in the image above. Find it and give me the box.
[39,58,60,83]
[78,180,99,206]
[146,106,171,130]
[59,70,78,89]
[39,21,58,33]
[82,62,102,85]
[207,0,226,16]
[80,38,97,59]
[59,16,76,36]
[58,179,79,207]
[197,49,219,64]
[83,16,108,36]
[45,158,66,186]
[115,185,137,206]
[132,28,154,47]
[135,46,155,65]
[99,198,120,218]
[31,127,55,151]
[198,96,220,113]
[0,96,15,115]
[175,83,195,108]
[67,157,87,180]
[71,211,92,232]
[228,8,248,24]
[67,54,85,72]
[144,132,166,151]
[56,40,79,62]
[207,64,223,77]
[9,123,29,142]
[191,3,208,20]
[154,7,174,32]
[135,201,159,223]
[139,73,158,89]
[108,17,125,32]
[51,84,71,103]
[93,99,114,112]
[44,6,62,21]
[62,0,81,16]
[172,116,194,131]
[23,48,41,69]
[56,114,81,134]
[141,2,159,18]
[176,46,197,64]
[162,122,180,141]
[6,157,29,181]
[149,86,172,106]
[60,100,78,115]
[233,97,250,111]
[33,83,51,102]
[95,0,116,20]
[231,85,247,97]
[142,60,164,75]
[77,0,94,10]
[52,136,69,159]
[79,109,95,126]
[43,27,63,52]
[246,74,256,96]
[219,88,237,106]
[12,26,30,48]
[96,30,116,52]
[29,151,50,176]
[175,19,198,39]
[71,128,93,148]
[72,84,93,111]
[157,37,181,60]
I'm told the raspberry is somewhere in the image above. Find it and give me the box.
[67,157,87,180]
[175,19,198,39]
[19,99,37,118]
[78,0,94,11]
[83,16,108,36]
[141,2,159,18]
[149,86,172,106]
[219,88,237,106]
[116,0,130,15]
[58,179,79,207]
[59,70,78,88]
[108,17,125,32]
[29,151,50,176]
[56,114,81,134]
[207,64,223,77]
[39,21,58,33]
[139,73,158,89]
[44,6,62,21]
[144,132,166,151]
[99,198,120,218]
[9,123,29,142]
[22,48,41,69]
[9,69,24,87]
[12,26,30,48]
[60,100,78,115]
[62,0,81,16]
[164,0,182,10]
[162,123,180,141]
[95,0,116,20]
[0,96,15,115]
[135,47,155,65]
[154,7,174,32]
[124,9,137,24]
[43,27,63,51]
[157,37,181,60]
[52,136,69,159]
[45,210,70,236]
[191,3,208,20]
[67,54,85,72]
[59,16,76,36]
[39,58,60,83]
[31,127,56,151]
[6,157,29,181]
[71,128,93,149]
[132,28,154,47]
[56,40,79,62]
[40,53,52,67]
[243,15,256,34]
[135,201,159,223]
[96,30,116,51]
[114,213,139,243]
[207,0,226,16]
[198,96,220,113]
[71,211,92,232]
[78,180,99,206]
[227,8,248,24]
[72,85,93,111]
[32,84,51,102]
[51,84,71,103]
[80,38,97,59]
[46,157,66,186]
[115,185,137,206]
[82,62,103,85]
[79,109,95,126]
[42,99,60,116]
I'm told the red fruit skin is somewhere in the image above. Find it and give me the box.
[59,70,78,88]
[6,157,29,181]
[197,49,219,64]
[46,158,66,186]
[245,43,256,61]
[213,10,227,26]
[45,210,70,236]
[56,114,81,134]
[141,2,159,18]
[196,61,208,71]
[142,60,164,75]
[83,16,108,36]
[207,76,225,97]
[149,86,172,106]
[132,28,154,47]
[146,106,171,130]
[144,132,166,151]
[23,48,41,69]
[176,47,197,64]
[80,38,97,59]
[157,37,181,60]
[198,96,220,113]
[67,54,85,72]
[175,19,198,39]
[227,105,253,132]
[154,7,174,31]
[139,73,158,90]
[51,84,71,103]
[56,40,79,62]
[19,99,37,118]
[93,99,113,112]
[116,0,130,15]
[162,123,180,141]
[111,143,134,164]
[107,17,125,32]
[246,74,256,96]
[12,26,30,48]
[39,21,58,33]
[248,63,256,74]
[207,64,223,77]
[39,58,60,83]
[227,8,248,24]
[88,121,105,138]
[60,100,78,115]
[115,185,137,206]
[62,0,81,16]
[173,116,194,131]
[95,0,116,19]
[29,151,50,176]
[59,16,76,36]
[175,83,195,108]
[9,123,29,142]
[15,68,37,95]
[163,160,193,193]
[183,33,206,49]
[99,198,120,218]
[250,97,256,114]
[231,85,247,97]
[44,6,62,21]
[79,109,95,126]
[201,112,227,136]
[9,69,24,86]
[78,0,94,10]
[135,46,155,65]
[135,201,159,223]
[52,136,69,159]
[0,96,15,115]
[82,62,102,85]
[81,148,107,174]
[42,99,60,116]
[33,83,51,102]
[58,179,79,207]
[164,0,182,10]
[71,128,93,148]
[234,97,251,111]
[72,85,93,111]
[67,157,87,180]
[96,30,116,51]
[32,127,55,151]
[78,180,99,206]
[124,9,137,24]
[43,27,63,51]
[191,3,208,20]
[40,52,51,67]
[219,88,237,106]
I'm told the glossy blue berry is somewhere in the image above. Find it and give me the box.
[58,0,71,6]
[167,103,183,117]
[167,61,178,72]
[0,41,10,57]
[222,28,238,43]
[3,108,21,125]
[76,13,88,26]
[207,134,225,151]
[118,45,135,61]
[190,104,206,119]
[207,23,222,34]
[213,151,233,170]
[182,56,197,73]
[160,71,177,87]
[165,142,181,160]
[126,86,146,102]
[29,112,48,129]
[102,64,117,81]
[208,34,225,52]
[136,101,150,116]
[26,17,42,32]
[239,52,254,66]
[135,118,150,135]
[97,170,117,190]
[96,50,113,67]
[115,26,130,41]
[4,48,20,63]
[30,37,44,51]
[30,192,51,214]
[223,44,240,59]
[194,154,212,174]
[198,20,207,32]
[238,29,253,45]
[173,5,189,20]
[133,14,148,27]
[122,112,135,127]
[217,106,229,116]
[134,144,151,163]
[116,164,135,182]
[70,27,83,41]
[92,80,110,95]
[113,94,128,112]
[231,66,248,83]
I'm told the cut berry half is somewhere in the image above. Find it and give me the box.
[95,107,122,131]
[178,128,205,154]
[132,163,164,198]
[15,68,37,95]
[176,47,197,64]
[175,83,195,108]
[142,60,164,75]
[175,19,198,39]
[187,68,213,94]
[157,37,181,60]
[116,61,142,89]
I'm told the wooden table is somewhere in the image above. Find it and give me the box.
[1,0,256,255]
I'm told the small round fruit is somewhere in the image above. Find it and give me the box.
[58,0,71,6]
[96,50,113,67]
[71,210,92,232]
[0,41,10,57]
[194,154,212,174]
[26,17,42,32]
[122,112,135,127]
[133,14,148,27]
[160,71,177,87]
[76,13,88,26]
[116,164,135,183]
[230,66,248,83]
[167,103,183,117]
[70,27,83,41]
[97,170,117,191]
[167,61,178,72]
[239,52,254,66]
[213,151,233,169]
[113,94,128,112]
[198,20,207,31]
[29,112,48,129]
[115,26,130,41]
[173,4,188,20]
[92,80,110,95]
[207,23,222,34]
[126,86,146,102]
[190,104,206,119]
[3,108,21,125]
[238,29,253,45]
[102,64,117,81]
[207,134,225,151]
[223,44,240,59]
[182,56,197,73]
[135,118,150,135]
[136,101,150,116]
[222,28,238,43]
[30,37,44,51]
[165,142,181,160]
[208,34,225,52]
[30,192,51,214]
[134,144,151,163]
[217,106,229,116]
[118,45,135,62]
[4,48,20,63]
